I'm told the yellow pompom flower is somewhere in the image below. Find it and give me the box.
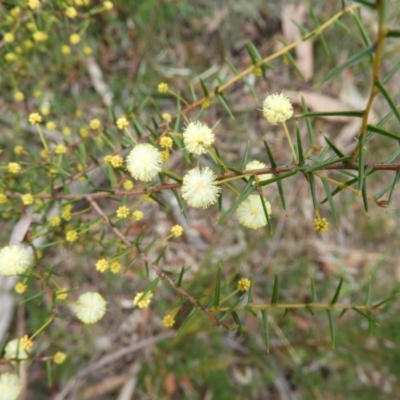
[14,145,25,155]
[5,52,17,62]
[46,121,57,130]
[22,193,34,205]
[126,144,163,182]
[62,127,71,136]
[236,195,271,229]
[162,113,172,123]
[65,230,78,242]
[181,167,221,209]
[123,180,134,190]
[0,373,22,400]
[95,258,109,272]
[20,335,33,350]
[133,292,153,308]
[110,155,123,168]
[8,162,21,174]
[132,210,144,221]
[160,136,173,149]
[13,91,24,102]
[116,117,129,130]
[262,93,293,125]
[89,119,101,129]
[170,225,184,238]
[75,292,107,324]
[110,261,121,273]
[162,315,175,328]
[183,121,215,155]
[83,45,92,55]
[56,289,68,300]
[158,83,169,94]
[103,1,113,10]
[4,338,29,360]
[313,217,329,233]
[49,216,61,227]
[4,33,15,43]
[15,282,27,294]
[69,33,81,45]
[32,31,48,42]
[28,0,41,9]
[53,352,67,364]
[65,7,77,18]
[79,127,89,137]
[116,205,130,219]
[237,278,251,292]
[61,45,71,55]
[29,112,42,125]
[245,160,273,183]
[55,145,67,155]
[103,155,113,164]
[0,193,8,204]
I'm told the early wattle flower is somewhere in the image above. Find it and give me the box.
[126,144,163,182]
[75,292,107,324]
[0,245,31,276]
[262,93,293,125]
[183,121,215,155]
[0,372,22,400]
[236,195,272,229]
[181,167,221,209]
[245,160,273,183]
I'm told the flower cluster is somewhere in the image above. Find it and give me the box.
[0,245,31,276]
[126,144,163,182]
[133,292,153,308]
[183,121,215,155]
[313,217,329,233]
[236,195,272,229]
[262,93,293,125]
[75,292,107,324]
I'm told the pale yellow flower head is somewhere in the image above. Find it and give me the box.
[133,292,153,308]
[0,245,31,276]
[69,34,81,45]
[53,352,67,364]
[158,83,169,94]
[262,93,293,125]
[170,225,184,238]
[75,292,107,324]
[32,31,48,42]
[236,195,271,229]
[0,373,22,400]
[126,144,163,182]
[181,167,221,209]
[89,119,101,130]
[4,338,29,360]
[13,91,24,102]
[29,112,42,125]
[65,7,77,18]
[116,205,130,219]
[245,160,273,183]
[8,162,21,174]
[132,210,144,221]
[183,121,215,155]
[96,258,109,272]
[116,117,129,130]
[162,315,175,328]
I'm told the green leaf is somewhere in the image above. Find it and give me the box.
[161,169,183,183]
[305,305,315,317]
[261,310,270,352]
[199,78,209,97]
[361,178,368,213]
[220,297,242,322]
[372,291,400,309]
[367,124,400,141]
[299,110,363,118]
[176,306,198,334]
[326,309,335,349]
[387,29,400,38]
[309,6,329,56]
[278,38,305,79]
[301,96,315,147]
[296,123,304,164]
[270,274,279,304]
[322,179,339,227]
[350,0,376,9]
[240,142,251,170]
[214,266,222,307]
[304,156,349,173]
[320,44,375,84]
[231,311,243,335]
[247,277,254,304]
[226,58,257,100]
[263,140,277,168]
[323,136,346,158]
[189,83,197,102]
[358,135,366,193]
[311,277,317,302]
[136,278,160,304]
[154,245,168,265]
[383,60,400,84]
[387,170,400,208]
[259,171,296,186]
[259,193,272,232]
[216,93,234,119]
[365,277,372,304]
[375,80,400,123]
[330,277,344,305]
[352,10,372,46]
[176,266,186,287]
[352,307,378,325]
[244,41,262,64]
[306,172,318,211]
[245,305,258,317]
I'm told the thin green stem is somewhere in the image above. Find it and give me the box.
[282,121,298,164]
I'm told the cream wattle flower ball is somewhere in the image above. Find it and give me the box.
[181,167,221,209]
[262,93,293,125]
[0,373,22,400]
[126,143,163,182]
[245,160,273,183]
[74,292,107,324]
[0,245,31,276]
[183,121,215,155]
[236,194,272,229]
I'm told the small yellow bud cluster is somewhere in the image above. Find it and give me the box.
[116,205,130,219]
[55,145,67,155]
[158,83,169,94]
[28,0,41,10]
[0,193,8,204]
[29,112,42,125]
[237,278,251,292]
[123,180,134,190]
[4,33,15,43]
[116,117,129,130]
[132,210,144,221]
[110,155,123,168]
[53,352,67,364]
[79,127,89,137]
[32,31,48,42]
[69,33,81,45]
[96,258,109,272]
[162,315,175,328]
[15,282,27,294]
[66,230,78,242]
[8,162,21,174]
[160,136,173,149]
[14,91,25,102]
[162,113,172,123]
[103,1,113,10]
[133,292,153,308]
[170,224,184,238]
[313,217,329,233]
[62,204,73,221]
[49,216,61,227]
[22,193,34,205]
[14,145,25,155]
[21,335,33,350]
[61,45,71,55]
[89,119,101,130]
[65,7,77,18]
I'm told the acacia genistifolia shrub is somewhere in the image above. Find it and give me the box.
[1,0,400,397]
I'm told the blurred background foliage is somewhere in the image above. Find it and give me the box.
[1,0,400,399]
